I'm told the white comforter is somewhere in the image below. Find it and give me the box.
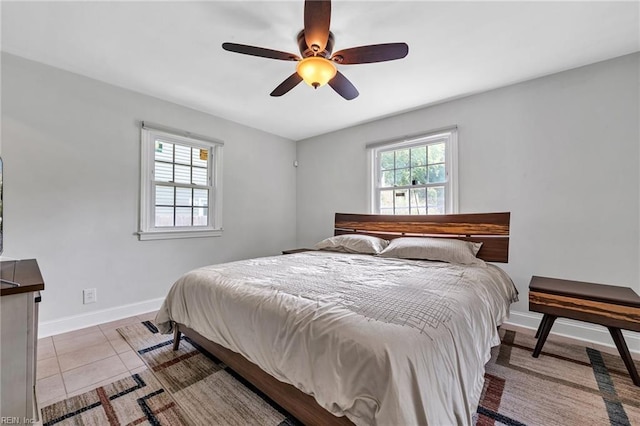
[156,251,518,426]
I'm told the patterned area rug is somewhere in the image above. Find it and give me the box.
[40,368,190,425]
[479,329,639,426]
[41,322,640,426]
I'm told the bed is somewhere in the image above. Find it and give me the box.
[156,212,517,425]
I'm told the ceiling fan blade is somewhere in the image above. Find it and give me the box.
[304,0,331,53]
[270,73,304,97]
[222,42,300,61]
[328,71,359,100]
[331,43,409,64]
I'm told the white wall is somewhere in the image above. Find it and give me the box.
[296,53,640,350]
[1,53,297,333]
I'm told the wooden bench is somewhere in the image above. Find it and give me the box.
[529,275,640,386]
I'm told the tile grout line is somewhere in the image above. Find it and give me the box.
[39,314,157,404]
[62,353,128,394]
[115,326,147,369]
[66,371,133,398]
[61,325,140,394]
[56,327,118,394]
[51,336,68,398]
[57,340,116,369]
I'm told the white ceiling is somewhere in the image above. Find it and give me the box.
[2,1,638,140]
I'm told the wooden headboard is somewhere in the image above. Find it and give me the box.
[334,212,510,263]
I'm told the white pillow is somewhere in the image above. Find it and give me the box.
[314,234,389,254]
[378,237,484,265]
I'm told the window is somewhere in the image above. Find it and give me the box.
[139,123,223,240]
[369,128,458,215]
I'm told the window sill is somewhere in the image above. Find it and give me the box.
[137,229,223,241]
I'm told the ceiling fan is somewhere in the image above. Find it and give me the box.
[222,0,409,100]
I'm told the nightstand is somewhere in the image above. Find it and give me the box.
[529,275,640,386]
[282,248,315,255]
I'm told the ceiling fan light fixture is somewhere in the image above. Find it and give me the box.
[223,0,408,99]
[296,56,337,89]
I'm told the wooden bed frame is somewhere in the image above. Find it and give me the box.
[173,212,510,425]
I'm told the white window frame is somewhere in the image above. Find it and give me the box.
[368,127,458,215]
[138,123,223,241]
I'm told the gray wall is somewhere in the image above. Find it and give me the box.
[3,50,639,349]
[296,53,640,346]
[1,53,297,325]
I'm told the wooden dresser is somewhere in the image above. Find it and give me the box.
[1,259,45,421]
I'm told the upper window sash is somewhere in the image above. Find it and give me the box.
[375,137,449,190]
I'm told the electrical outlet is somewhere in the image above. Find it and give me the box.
[83,288,97,304]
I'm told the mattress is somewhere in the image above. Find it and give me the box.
[156,251,518,425]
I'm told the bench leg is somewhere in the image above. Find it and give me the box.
[532,314,556,358]
[173,324,181,351]
[535,314,550,339]
[608,327,640,386]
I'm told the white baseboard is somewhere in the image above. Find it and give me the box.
[39,297,165,338]
[505,310,640,355]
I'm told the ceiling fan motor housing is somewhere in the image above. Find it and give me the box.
[297,30,335,59]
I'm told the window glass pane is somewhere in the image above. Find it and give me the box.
[380,190,394,210]
[395,149,410,168]
[428,143,445,164]
[193,208,208,226]
[176,187,192,206]
[380,151,394,170]
[409,188,426,215]
[192,148,208,168]
[427,186,445,214]
[193,189,208,207]
[174,164,191,184]
[155,185,173,206]
[174,144,191,165]
[192,167,207,185]
[155,206,174,227]
[395,168,410,186]
[381,170,394,187]
[394,189,409,212]
[175,207,192,226]
[411,166,427,185]
[143,128,221,234]
[155,141,173,162]
[410,146,426,167]
[154,162,172,182]
[373,134,452,217]
[427,164,446,183]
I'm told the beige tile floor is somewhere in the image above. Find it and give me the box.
[36,313,640,408]
[36,310,157,407]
